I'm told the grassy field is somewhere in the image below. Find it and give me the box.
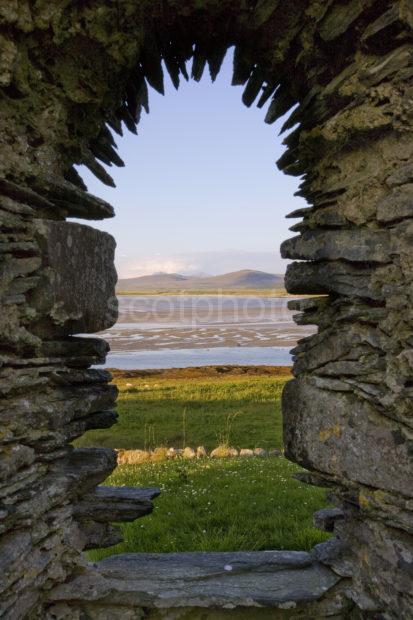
[89,457,329,561]
[78,367,330,558]
[77,366,291,451]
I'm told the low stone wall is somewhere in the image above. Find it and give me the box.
[116,446,282,464]
[0,1,412,618]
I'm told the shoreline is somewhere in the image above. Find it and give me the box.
[108,364,292,380]
[116,289,294,297]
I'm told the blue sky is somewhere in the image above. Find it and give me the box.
[76,49,305,278]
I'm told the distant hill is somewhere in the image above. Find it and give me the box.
[116,269,285,293]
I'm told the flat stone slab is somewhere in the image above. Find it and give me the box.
[32,220,118,336]
[49,551,340,611]
[74,485,161,521]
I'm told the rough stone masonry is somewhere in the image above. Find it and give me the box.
[0,1,412,618]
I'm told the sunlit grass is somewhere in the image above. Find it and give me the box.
[77,370,289,451]
[78,369,330,558]
[89,457,329,560]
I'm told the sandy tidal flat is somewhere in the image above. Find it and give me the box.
[98,295,314,351]
[92,295,314,368]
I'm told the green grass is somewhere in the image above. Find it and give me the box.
[89,457,329,561]
[78,368,330,558]
[76,368,290,451]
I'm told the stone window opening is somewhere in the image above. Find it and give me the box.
[1,2,412,618]
[67,43,336,598]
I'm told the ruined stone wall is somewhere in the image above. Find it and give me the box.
[0,184,119,616]
[0,1,412,618]
[280,8,413,613]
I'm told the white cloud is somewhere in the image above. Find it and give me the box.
[118,256,201,278]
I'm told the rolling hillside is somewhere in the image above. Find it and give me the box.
[116,269,285,293]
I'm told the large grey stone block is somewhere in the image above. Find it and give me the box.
[283,377,413,498]
[31,220,118,335]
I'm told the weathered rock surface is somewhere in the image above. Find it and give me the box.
[182,446,196,459]
[196,445,207,458]
[150,447,169,462]
[281,229,393,263]
[73,486,160,522]
[253,448,267,457]
[240,448,254,457]
[47,551,344,618]
[117,449,151,465]
[0,0,412,618]
[210,446,239,458]
[74,486,160,551]
[283,377,413,498]
[313,509,345,533]
[31,220,118,335]
[377,184,413,222]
